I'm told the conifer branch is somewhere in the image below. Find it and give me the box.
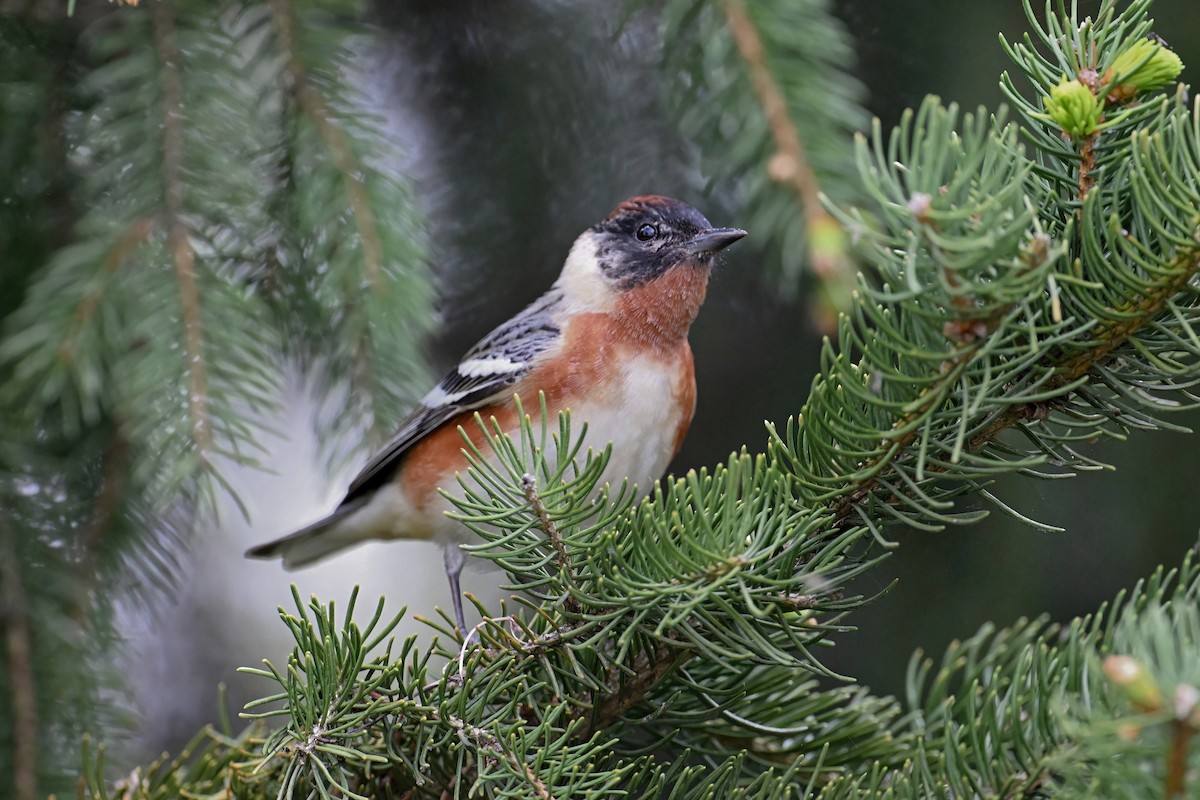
[720,0,855,328]
[964,244,1200,453]
[440,708,557,800]
[443,606,687,747]
[154,1,211,456]
[721,0,820,212]
[59,217,154,366]
[829,240,1200,530]
[521,473,569,575]
[574,643,688,740]
[0,5,435,794]
[660,0,866,298]
[520,472,580,615]
[269,0,390,442]
[0,513,36,800]
[720,0,835,260]
[828,335,990,526]
[71,431,129,622]
[270,0,383,294]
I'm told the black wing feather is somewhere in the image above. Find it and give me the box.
[341,290,563,503]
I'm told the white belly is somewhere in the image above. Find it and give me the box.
[567,354,685,496]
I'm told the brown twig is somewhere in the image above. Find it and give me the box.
[1077,131,1099,202]
[58,216,155,365]
[520,474,568,572]
[437,709,555,800]
[153,2,211,456]
[1075,60,1101,203]
[1166,719,1194,798]
[573,643,688,741]
[71,432,130,623]
[520,473,581,615]
[723,0,850,299]
[269,0,388,442]
[0,514,37,800]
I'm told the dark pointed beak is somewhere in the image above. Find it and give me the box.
[684,227,748,254]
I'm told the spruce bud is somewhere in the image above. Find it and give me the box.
[1044,78,1102,138]
[1109,38,1184,94]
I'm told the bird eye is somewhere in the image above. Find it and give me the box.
[636,223,658,241]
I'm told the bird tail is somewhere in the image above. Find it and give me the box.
[245,500,368,570]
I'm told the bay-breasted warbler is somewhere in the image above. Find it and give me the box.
[247,195,746,628]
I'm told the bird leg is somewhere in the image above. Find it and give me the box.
[443,544,466,631]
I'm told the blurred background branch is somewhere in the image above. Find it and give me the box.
[661,0,866,327]
[721,0,857,328]
[0,0,432,795]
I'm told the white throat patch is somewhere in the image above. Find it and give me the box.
[555,231,617,313]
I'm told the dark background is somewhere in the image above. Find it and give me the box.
[370,0,1200,698]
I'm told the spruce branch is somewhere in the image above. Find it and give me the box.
[438,708,557,800]
[0,4,436,794]
[154,0,212,458]
[969,242,1200,449]
[71,430,130,623]
[721,0,818,218]
[520,473,571,580]
[58,216,154,366]
[573,642,688,740]
[660,0,867,304]
[520,472,580,616]
[269,0,392,446]
[270,0,384,294]
[434,408,892,785]
[721,0,853,301]
[831,237,1200,532]
[262,0,433,456]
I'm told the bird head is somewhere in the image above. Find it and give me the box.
[556,195,746,313]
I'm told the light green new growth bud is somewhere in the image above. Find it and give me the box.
[1103,654,1164,712]
[1044,78,1101,138]
[1109,38,1184,92]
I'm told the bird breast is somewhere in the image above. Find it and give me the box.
[383,310,697,547]
[566,346,696,496]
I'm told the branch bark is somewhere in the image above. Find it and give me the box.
[153,1,211,456]
[521,473,580,615]
[723,0,852,318]
[269,0,389,443]
[71,431,129,623]
[572,643,688,741]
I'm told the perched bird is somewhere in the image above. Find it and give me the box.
[246,195,746,628]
